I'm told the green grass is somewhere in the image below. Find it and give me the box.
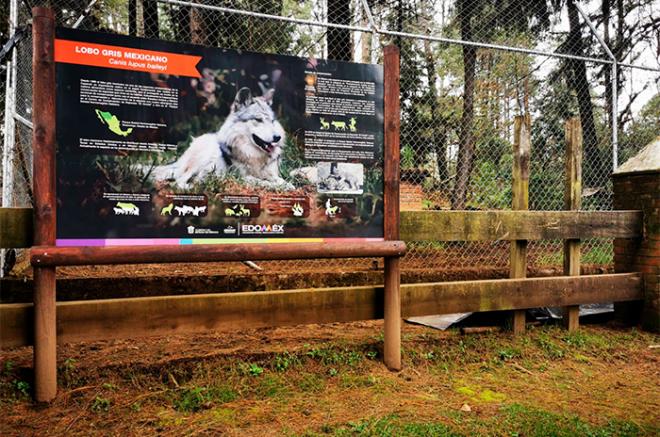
[536,243,613,267]
[298,405,655,436]
[172,385,238,412]
[1,325,657,435]
[582,243,614,265]
[536,250,563,267]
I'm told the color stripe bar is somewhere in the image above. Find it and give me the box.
[55,237,383,247]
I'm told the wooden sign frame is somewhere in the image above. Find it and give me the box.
[29,7,404,402]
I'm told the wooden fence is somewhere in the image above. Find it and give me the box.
[1,207,645,349]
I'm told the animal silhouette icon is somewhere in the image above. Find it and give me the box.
[331,120,347,130]
[325,199,339,217]
[225,205,250,217]
[174,205,196,216]
[320,117,330,130]
[114,202,140,216]
[192,206,207,216]
[292,203,304,217]
[160,203,174,215]
[348,117,357,132]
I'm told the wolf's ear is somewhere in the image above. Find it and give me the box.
[231,87,253,112]
[262,88,275,106]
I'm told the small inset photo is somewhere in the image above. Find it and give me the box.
[317,162,364,194]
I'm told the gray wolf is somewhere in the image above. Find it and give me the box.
[150,87,292,190]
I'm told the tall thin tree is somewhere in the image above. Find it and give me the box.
[566,0,606,183]
[327,0,352,61]
[451,0,477,209]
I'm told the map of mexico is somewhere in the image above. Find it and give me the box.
[95,109,133,137]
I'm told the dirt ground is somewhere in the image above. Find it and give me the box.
[1,321,658,436]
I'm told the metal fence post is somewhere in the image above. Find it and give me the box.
[0,0,19,277]
[612,61,618,170]
[573,2,618,171]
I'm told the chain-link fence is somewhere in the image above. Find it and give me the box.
[2,0,659,278]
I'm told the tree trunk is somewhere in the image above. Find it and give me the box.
[190,3,205,45]
[602,0,612,130]
[423,39,448,182]
[167,4,190,43]
[128,0,137,36]
[614,0,625,127]
[566,0,606,183]
[143,0,159,39]
[327,0,352,61]
[451,0,477,210]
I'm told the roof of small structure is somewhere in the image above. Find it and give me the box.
[613,136,660,174]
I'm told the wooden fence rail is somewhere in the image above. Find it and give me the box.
[400,210,643,241]
[30,242,406,267]
[1,208,644,249]
[0,208,33,248]
[0,273,642,348]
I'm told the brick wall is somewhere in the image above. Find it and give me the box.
[400,182,424,211]
[613,170,660,332]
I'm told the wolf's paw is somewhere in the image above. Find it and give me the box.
[270,176,294,191]
[289,166,318,184]
[279,181,295,191]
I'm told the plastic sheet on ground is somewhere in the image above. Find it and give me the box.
[405,304,614,330]
[405,313,472,330]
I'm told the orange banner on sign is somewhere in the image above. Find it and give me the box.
[55,39,201,78]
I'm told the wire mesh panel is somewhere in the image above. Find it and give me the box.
[2,0,658,277]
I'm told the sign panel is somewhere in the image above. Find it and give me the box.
[55,28,384,245]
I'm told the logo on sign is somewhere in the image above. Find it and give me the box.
[223,225,237,235]
[187,226,195,234]
[241,224,284,235]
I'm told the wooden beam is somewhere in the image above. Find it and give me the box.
[510,114,531,335]
[400,210,642,242]
[401,274,642,317]
[1,208,644,250]
[383,44,402,371]
[563,117,582,331]
[31,241,407,267]
[0,208,33,248]
[0,273,642,348]
[31,7,58,403]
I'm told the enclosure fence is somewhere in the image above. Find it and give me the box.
[2,0,659,276]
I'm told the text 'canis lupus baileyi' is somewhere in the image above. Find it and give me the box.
[150,87,293,190]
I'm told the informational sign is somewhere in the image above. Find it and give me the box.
[55,28,384,245]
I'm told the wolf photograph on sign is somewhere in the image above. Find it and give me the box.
[55,28,384,243]
[150,87,291,190]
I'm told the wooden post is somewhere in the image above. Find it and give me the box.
[383,44,401,371]
[563,117,582,331]
[32,7,57,402]
[510,114,531,334]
